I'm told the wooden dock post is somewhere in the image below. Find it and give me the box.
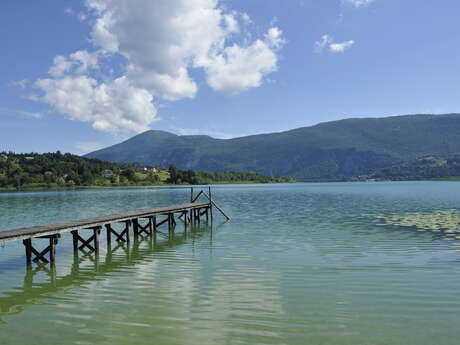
[72,230,79,252]
[23,238,32,265]
[133,217,154,238]
[94,227,100,252]
[22,235,60,264]
[106,224,111,247]
[105,221,131,244]
[208,186,213,221]
[49,235,57,263]
[124,221,131,244]
[71,227,101,253]
[133,218,139,239]
[148,216,154,235]
[167,213,176,232]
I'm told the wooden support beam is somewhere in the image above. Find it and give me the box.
[192,190,204,203]
[71,227,101,253]
[156,216,169,228]
[133,218,152,238]
[22,235,60,264]
[105,221,131,244]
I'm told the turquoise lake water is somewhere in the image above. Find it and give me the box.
[1,182,460,344]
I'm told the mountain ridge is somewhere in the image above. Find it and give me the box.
[86,113,460,180]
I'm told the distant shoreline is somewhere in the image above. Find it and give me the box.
[2,178,459,193]
[0,180,293,193]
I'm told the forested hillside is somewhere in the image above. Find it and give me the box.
[0,152,146,188]
[86,114,460,180]
[358,155,460,181]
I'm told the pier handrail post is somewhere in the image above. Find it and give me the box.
[208,186,213,220]
[191,187,194,203]
[202,190,229,221]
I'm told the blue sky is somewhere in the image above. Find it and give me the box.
[1,0,460,154]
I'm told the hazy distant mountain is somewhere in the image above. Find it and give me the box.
[85,114,460,180]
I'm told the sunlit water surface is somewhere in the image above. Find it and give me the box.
[1,182,460,345]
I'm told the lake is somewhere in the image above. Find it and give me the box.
[1,182,460,345]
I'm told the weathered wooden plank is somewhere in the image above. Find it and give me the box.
[0,202,210,243]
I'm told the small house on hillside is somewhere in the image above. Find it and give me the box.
[101,169,113,178]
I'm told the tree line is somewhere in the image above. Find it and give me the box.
[0,152,294,190]
[0,152,152,189]
[166,164,294,185]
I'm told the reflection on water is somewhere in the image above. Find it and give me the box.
[0,224,211,321]
[1,183,460,345]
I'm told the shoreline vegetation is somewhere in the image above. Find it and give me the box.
[2,151,460,193]
[345,155,460,182]
[0,152,294,191]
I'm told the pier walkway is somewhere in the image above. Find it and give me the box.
[0,187,229,265]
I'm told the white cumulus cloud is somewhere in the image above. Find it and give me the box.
[315,34,354,53]
[202,28,284,94]
[345,0,376,8]
[48,50,99,78]
[35,76,156,132]
[33,0,284,133]
[329,40,354,52]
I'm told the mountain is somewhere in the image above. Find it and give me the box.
[85,114,460,180]
[362,155,460,181]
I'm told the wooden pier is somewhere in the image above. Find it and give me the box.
[0,187,229,265]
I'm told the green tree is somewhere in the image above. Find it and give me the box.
[168,164,178,184]
[121,168,136,182]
